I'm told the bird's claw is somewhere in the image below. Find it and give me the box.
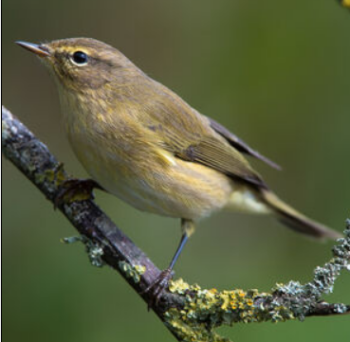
[142,268,174,310]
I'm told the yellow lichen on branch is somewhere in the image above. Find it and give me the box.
[119,261,146,283]
[164,279,295,342]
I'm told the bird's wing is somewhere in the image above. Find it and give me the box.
[173,134,268,188]
[207,116,281,170]
[142,82,267,189]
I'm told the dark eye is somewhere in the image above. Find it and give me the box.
[71,51,88,65]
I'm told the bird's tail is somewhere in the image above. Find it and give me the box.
[261,190,341,240]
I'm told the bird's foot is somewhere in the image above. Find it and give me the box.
[142,268,174,310]
[54,178,100,209]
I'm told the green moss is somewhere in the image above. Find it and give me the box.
[118,261,146,283]
[62,235,104,267]
[85,240,104,267]
[34,164,66,187]
[34,172,47,184]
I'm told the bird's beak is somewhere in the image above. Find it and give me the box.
[16,41,51,57]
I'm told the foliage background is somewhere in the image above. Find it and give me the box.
[3,1,350,341]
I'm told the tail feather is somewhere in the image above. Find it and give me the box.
[262,190,342,240]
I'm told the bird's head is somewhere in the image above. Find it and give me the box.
[16,37,138,92]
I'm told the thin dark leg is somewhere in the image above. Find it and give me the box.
[169,232,189,270]
[143,219,194,309]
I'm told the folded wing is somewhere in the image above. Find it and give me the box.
[207,116,281,170]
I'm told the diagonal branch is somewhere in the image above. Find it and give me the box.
[2,105,349,342]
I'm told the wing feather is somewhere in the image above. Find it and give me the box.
[207,117,281,170]
[176,136,267,188]
[141,78,269,189]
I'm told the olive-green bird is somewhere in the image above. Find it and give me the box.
[16,38,341,302]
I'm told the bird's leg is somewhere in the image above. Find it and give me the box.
[143,219,195,309]
[54,177,104,209]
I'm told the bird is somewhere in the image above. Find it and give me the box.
[16,38,341,304]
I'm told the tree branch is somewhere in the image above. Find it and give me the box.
[2,105,349,342]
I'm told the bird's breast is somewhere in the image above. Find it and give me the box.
[59,91,234,219]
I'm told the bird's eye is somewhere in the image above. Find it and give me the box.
[71,51,88,65]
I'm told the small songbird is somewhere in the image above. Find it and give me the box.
[16,38,341,303]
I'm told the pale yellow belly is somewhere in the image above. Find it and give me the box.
[93,156,232,219]
[68,135,236,219]
[67,126,269,220]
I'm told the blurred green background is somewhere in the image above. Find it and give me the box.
[3,1,350,341]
